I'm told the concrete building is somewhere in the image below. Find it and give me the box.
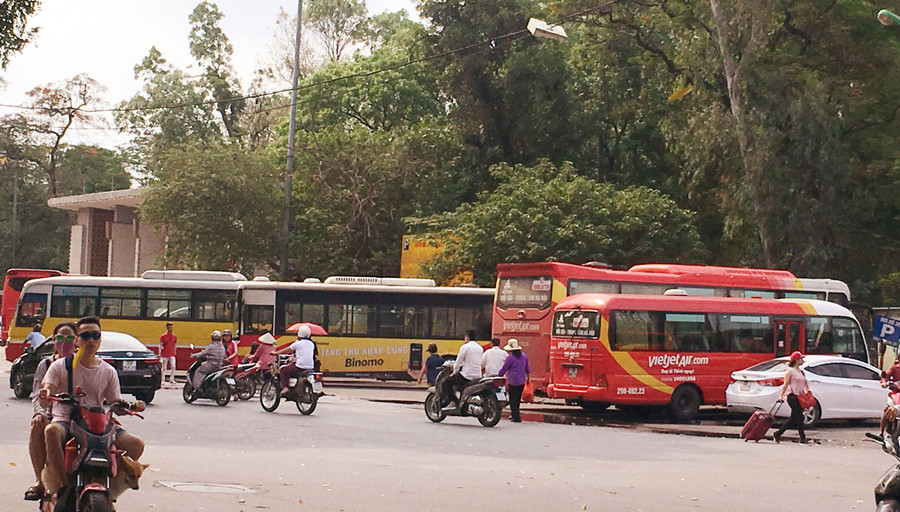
[47,188,165,277]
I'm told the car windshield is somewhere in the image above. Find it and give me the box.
[744,359,790,373]
[99,333,149,352]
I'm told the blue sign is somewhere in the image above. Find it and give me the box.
[873,315,900,347]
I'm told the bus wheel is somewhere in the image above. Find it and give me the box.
[669,385,701,422]
[580,401,610,413]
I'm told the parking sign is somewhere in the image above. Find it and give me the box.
[873,315,900,347]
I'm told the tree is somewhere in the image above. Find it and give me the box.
[0,74,106,196]
[411,160,705,286]
[189,1,243,138]
[139,142,281,275]
[305,0,368,62]
[0,0,39,69]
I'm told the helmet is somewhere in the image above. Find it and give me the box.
[222,329,233,337]
[211,330,222,340]
[296,325,311,339]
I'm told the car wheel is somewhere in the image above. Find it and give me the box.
[802,403,822,428]
[134,390,155,404]
[12,368,29,399]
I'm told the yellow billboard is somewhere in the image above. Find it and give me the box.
[400,235,473,284]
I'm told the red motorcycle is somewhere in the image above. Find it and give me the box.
[46,388,143,512]
[232,362,266,400]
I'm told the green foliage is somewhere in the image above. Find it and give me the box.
[56,146,131,195]
[305,0,368,61]
[189,2,243,138]
[0,0,38,69]
[412,160,705,286]
[139,142,280,276]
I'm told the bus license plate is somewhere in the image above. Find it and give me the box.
[569,367,578,378]
[122,360,137,372]
[496,388,507,401]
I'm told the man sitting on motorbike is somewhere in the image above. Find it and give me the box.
[273,325,315,394]
[40,317,146,491]
[190,330,226,398]
[446,330,483,404]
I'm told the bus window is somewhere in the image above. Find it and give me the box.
[379,305,428,338]
[832,317,865,357]
[16,293,46,327]
[192,290,232,321]
[664,313,711,352]
[432,307,455,339]
[805,317,831,354]
[242,305,273,334]
[568,279,618,295]
[497,276,552,310]
[51,286,99,317]
[732,289,776,299]
[719,315,773,353]
[621,283,669,295]
[327,304,376,336]
[610,311,657,351]
[148,289,191,319]
[100,287,142,318]
[679,287,723,297]
[784,291,824,300]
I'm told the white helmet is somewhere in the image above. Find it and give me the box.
[222,329,233,337]
[296,325,311,339]
[211,330,222,340]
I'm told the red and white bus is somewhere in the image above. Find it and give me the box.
[546,293,868,420]
[1,269,64,342]
[492,261,855,392]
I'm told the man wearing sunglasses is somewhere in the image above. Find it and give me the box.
[39,317,147,491]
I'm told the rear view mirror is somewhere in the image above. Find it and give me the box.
[190,343,195,350]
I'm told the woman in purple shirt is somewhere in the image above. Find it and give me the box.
[498,338,531,423]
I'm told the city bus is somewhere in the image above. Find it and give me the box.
[493,261,856,392]
[547,293,868,421]
[1,269,64,342]
[6,270,246,368]
[236,277,494,380]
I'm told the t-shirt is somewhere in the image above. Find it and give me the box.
[26,332,46,349]
[886,364,900,384]
[482,346,508,377]
[290,338,316,370]
[424,354,444,384]
[454,340,483,380]
[42,356,120,421]
[159,332,177,358]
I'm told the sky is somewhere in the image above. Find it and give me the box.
[0,0,419,147]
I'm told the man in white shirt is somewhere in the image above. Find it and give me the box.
[274,325,316,393]
[448,330,483,401]
[482,337,507,377]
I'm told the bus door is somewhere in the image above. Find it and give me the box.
[774,319,804,358]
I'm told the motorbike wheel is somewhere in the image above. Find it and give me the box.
[478,393,502,427]
[78,490,112,512]
[260,379,281,412]
[182,382,197,403]
[235,378,255,401]
[424,393,446,423]
[215,380,231,407]
[296,383,318,415]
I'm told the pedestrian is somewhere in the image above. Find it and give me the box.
[25,323,45,350]
[773,351,811,443]
[417,343,443,386]
[23,321,77,501]
[498,338,531,423]
[482,337,507,377]
[158,322,177,385]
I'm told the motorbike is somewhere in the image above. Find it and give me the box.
[232,362,265,400]
[259,355,323,415]
[46,389,143,512]
[182,349,234,407]
[424,361,507,427]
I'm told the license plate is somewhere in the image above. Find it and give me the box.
[312,382,323,393]
[740,382,750,391]
[122,360,137,372]
[569,367,578,378]
[496,389,507,401]
[225,378,236,386]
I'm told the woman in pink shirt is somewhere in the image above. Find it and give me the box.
[773,351,811,443]
[250,332,277,369]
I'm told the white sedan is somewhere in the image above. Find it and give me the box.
[726,355,886,427]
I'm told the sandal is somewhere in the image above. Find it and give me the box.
[24,484,45,501]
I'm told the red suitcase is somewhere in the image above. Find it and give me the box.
[741,403,782,442]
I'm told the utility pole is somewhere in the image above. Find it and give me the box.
[11,170,18,266]
[280,0,303,282]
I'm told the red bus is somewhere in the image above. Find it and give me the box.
[546,293,868,421]
[1,269,64,342]
[492,262,854,392]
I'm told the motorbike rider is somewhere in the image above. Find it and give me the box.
[447,330,483,403]
[273,325,315,394]
[190,330,226,397]
[223,329,241,367]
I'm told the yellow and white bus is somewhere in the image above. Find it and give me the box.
[7,270,246,369]
[237,277,494,380]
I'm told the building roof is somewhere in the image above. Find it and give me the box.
[47,188,143,211]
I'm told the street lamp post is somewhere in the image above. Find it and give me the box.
[879,9,900,26]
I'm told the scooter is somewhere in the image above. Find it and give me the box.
[424,361,507,427]
[232,362,264,400]
[46,389,143,512]
[182,352,234,407]
[259,355,323,415]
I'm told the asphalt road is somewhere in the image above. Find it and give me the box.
[0,378,893,512]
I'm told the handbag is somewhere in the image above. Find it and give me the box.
[796,390,817,409]
[521,382,535,403]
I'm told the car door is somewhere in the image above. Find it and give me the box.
[837,361,884,419]
[804,363,846,418]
